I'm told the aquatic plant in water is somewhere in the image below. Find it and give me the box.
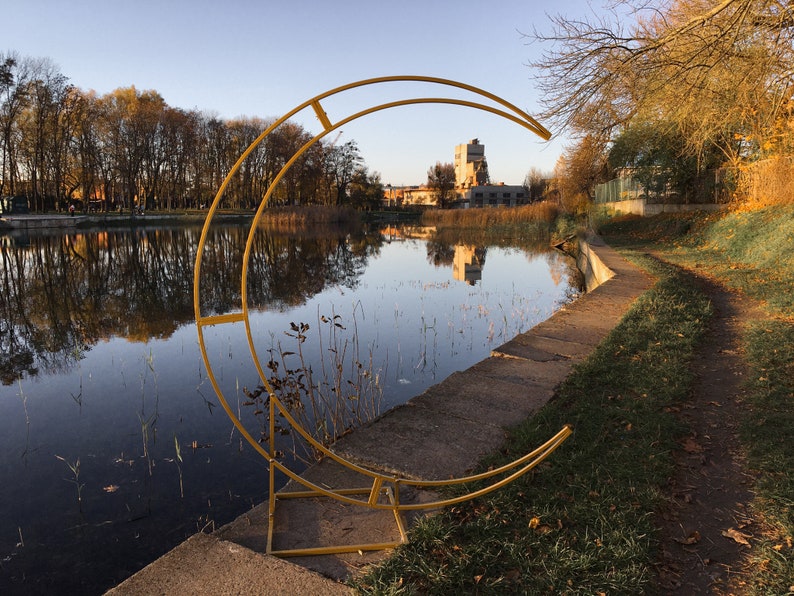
[54,455,84,512]
[243,309,383,462]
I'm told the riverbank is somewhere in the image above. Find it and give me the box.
[600,206,794,594]
[0,206,422,233]
[0,211,251,231]
[108,234,653,594]
[356,206,793,594]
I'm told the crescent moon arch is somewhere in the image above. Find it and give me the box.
[193,76,571,556]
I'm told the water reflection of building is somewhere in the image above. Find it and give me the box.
[453,245,483,285]
[380,225,437,241]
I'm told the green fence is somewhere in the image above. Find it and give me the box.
[594,177,644,204]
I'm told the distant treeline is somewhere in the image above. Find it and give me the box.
[0,53,384,213]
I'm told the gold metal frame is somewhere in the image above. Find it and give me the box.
[193,76,569,557]
[266,396,571,556]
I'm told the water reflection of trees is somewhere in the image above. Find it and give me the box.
[245,226,379,311]
[0,223,580,385]
[0,225,381,384]
[425,240,457,268]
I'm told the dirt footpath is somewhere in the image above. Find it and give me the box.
[656,264,765,594]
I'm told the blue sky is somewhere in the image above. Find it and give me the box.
[4,0,601,186]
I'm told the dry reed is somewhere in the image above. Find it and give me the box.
[420,200,559,227]
[259,205,360,227]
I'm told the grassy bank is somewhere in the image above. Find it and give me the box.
[354,255,712,594]
[354,205,793,594]
[597,206,794,316]
[598,206,794,594]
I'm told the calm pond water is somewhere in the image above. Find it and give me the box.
[0,222,581,594]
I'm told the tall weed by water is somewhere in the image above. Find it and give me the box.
[54,455,85,512]
[243,308,383,462]
[258,205,360,231]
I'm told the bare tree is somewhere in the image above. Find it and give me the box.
[528,0,794,163]
[427,161,456,208]
[524,166,549,202]
[323,140,361,206]
[554,134,609,214]
[0,53,31,197]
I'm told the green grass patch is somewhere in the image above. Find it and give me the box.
[599,206,794,316]
[353,257,712,594]
[741,320,794,595]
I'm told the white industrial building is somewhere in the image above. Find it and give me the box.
[386,138,530,208]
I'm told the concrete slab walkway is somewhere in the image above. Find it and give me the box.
[107,235,652,595]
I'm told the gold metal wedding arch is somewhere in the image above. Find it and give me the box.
[193,76,571,556]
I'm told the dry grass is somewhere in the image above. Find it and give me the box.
[421,201,559,227]
[259,205,360,227]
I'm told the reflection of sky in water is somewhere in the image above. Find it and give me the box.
[0,236,576,593]
[238,240,572,410]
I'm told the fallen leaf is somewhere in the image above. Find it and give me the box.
[675,530,701,545]
[529,516,540,529]
[683,438,703,453]
[722,528,751,546]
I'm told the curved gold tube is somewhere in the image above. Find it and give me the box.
[193,76,568,557]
